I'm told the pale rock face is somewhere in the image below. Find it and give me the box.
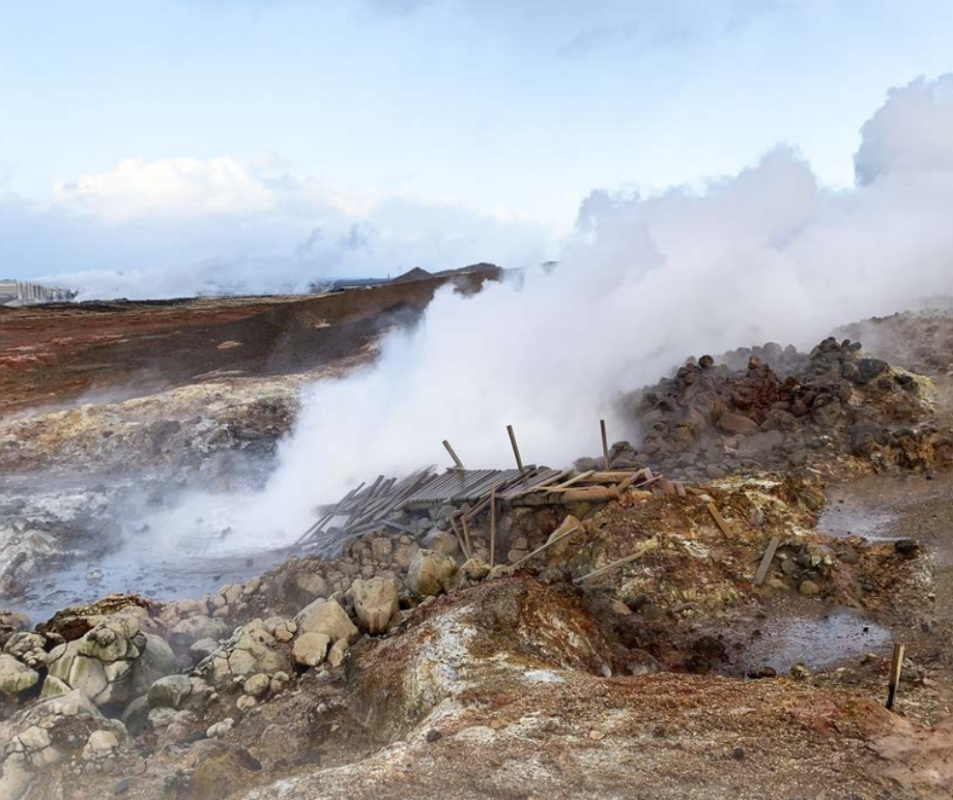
[293,632,331,667]
[350,577,400,634]
[0,654,39,695]
[407,550,458,597]
[294,599,358,644]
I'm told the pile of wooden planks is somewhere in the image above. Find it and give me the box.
[296,465,669,547]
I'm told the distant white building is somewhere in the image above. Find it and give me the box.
[0,280,75,306]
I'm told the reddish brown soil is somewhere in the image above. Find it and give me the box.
[0,270,497,416]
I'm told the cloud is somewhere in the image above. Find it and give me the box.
[855,74,953,185]
[3,156,553,299]
[53,157,276,223]
[556,0,783,59]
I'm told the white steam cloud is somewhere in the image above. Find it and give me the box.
[150,75,953,549]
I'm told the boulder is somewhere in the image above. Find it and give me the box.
[293,632,330,667]
[295,599,358,643]
[424,529,460,557]
[168,616,229,654]
[350,577,400,634]
[0,654,39,695]
[148,675,193,709]
[407,550,458,597]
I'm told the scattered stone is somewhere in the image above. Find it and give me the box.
[799,580,822,597]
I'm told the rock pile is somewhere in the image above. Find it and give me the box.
[590,337,944,481]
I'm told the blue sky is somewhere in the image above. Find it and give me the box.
[2,0,953,294]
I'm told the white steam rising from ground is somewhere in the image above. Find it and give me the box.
[149,75,953,550]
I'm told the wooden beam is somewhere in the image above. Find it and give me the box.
[489,484,497,568]
[460,515,474,560]
[886,643,905,710]
[507,424,524,471]
[442,439,465,470]
[575,537,658,583]
[449,517,470,560]
[600,419,610,470]
[511,522,582,568]
[550,470,595,491]
[753,536,781,586]
[707,502,734,538]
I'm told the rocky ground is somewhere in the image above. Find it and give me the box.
[3,301,953,799]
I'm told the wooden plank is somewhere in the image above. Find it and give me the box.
[507,424,524,471]
[508,469,572,499]
[886,643,905,710]
[442,439,465,469]
[600,419,609,470]
[675,482,687,498]
[559,486,620,504]
[753,536,781,586]
[575,537,658,583]
[511,521,582,568]
[550,470,595,491]
[707,502,734,538]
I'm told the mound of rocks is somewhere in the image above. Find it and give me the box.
[43,611,176,708]
[588,337,943,481]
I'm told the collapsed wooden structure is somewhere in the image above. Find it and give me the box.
[296,462,667,551]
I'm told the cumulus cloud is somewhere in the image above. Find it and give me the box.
[53,157,276,222]
[855,74,953,184]
[4,157,553,298]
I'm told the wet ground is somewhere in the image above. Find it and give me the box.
[723,471,953,677]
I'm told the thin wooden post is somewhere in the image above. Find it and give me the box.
[442,439,465,470]
[449,516,470,560]
[753,536,781,586]
[886,643,905,710]
[489,484,497,568]
[460,515,474,560]
[507,424,524,471]
[600,419,609,470]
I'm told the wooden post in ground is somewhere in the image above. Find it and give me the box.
[489,484,497,568]
[507,424,524,472]
[442,439,465,470]
[600,419,610,470]
[753,536,781,586]
[886,643,905,710]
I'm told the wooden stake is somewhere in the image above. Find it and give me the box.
[489,484,497,568]
[600,419,610,470]
[507,424,524,471]
[753,536,781,586]
[442,439,465,470]
[886,643,905,710]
